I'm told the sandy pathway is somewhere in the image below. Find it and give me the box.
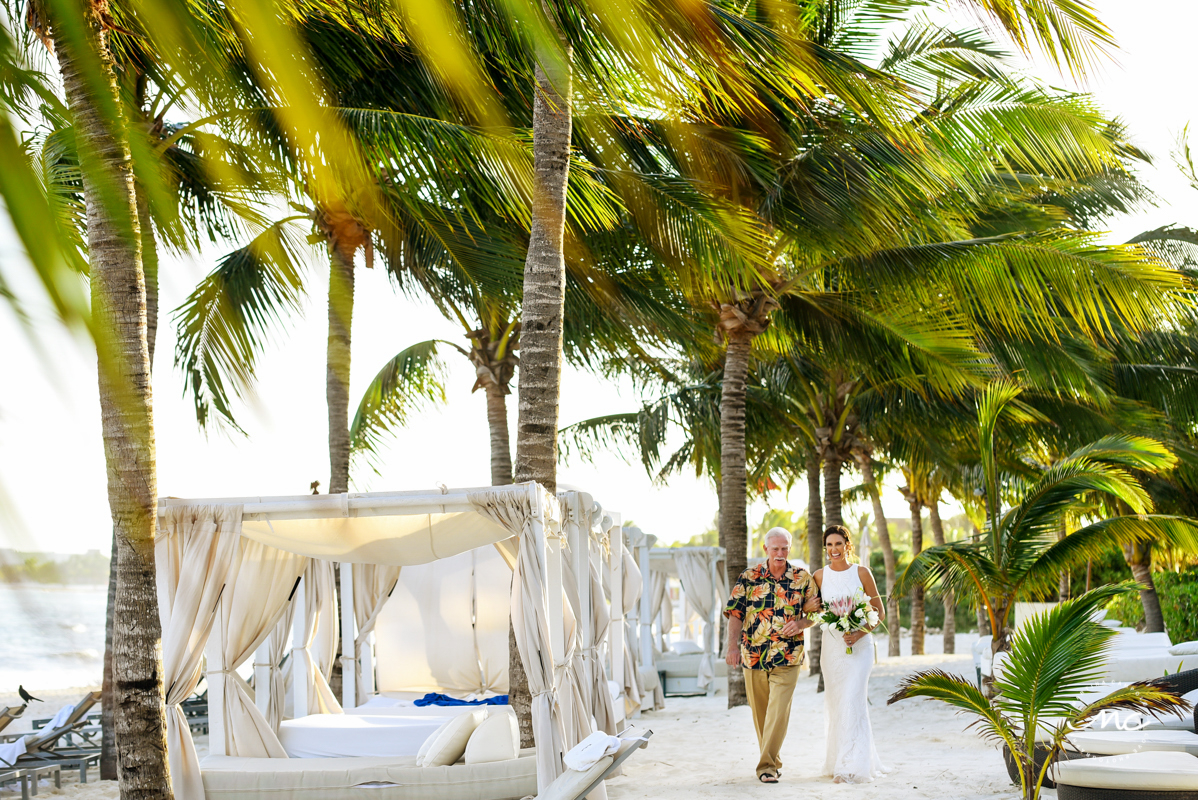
[609,648,1019,800]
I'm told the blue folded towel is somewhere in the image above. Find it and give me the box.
[413,693,509,707]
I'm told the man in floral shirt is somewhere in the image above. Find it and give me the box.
[724,528,820,783]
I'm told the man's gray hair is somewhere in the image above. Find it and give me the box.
[763,527,792,546]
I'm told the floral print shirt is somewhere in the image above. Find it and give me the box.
[724,563,817,670]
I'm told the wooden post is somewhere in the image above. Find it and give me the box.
[292,576,309,719]
[340,562,356,709]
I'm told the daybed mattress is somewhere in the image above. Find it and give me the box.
[200,751,537,800]
[279,714,451,758]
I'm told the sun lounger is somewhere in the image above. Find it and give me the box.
[1052,751,1198,800]
[13,692,103,783]
[0,706,26,736]
[22,691,101,756]
[0,764,61,800]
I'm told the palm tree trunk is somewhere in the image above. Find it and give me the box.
[53,10,169,798]
[822,454,843,527]
[908,498,925,655]
[805,452,823,683]
[327,243,355,495]
[720,331,753,709]
[859,452,900,657]
[905,500,924,656]
[1058,521,1070,601]
[101,181,159,781]
[511,45,572,747]
[928,501,954,654]
[1123,541,1164,632]
[325,241,354,700]
[485,384,513,485]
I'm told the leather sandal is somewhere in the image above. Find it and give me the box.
[758,773,779,783]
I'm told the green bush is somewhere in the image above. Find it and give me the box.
[1104,569,1198,643]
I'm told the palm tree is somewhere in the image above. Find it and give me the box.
[899,382,1198,668]
[889,585,1187,800]
[37,4,167,796]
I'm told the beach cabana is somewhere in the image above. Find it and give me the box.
[155,483,576,800]
[647,546,727,697]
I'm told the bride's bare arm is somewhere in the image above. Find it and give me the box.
[859,566,885,623]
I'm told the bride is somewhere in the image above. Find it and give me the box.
[813,524,889,784]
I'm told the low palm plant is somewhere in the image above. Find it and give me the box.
[889,585,1190,800]
[898,381,1198,663]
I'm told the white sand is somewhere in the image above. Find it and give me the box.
[6,633,1026,800]
[610,640,1020,800]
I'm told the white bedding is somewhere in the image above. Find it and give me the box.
[279,714,449,758]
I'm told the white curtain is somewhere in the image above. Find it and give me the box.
[296,560,342,715]
[674,551,718,690]
[651,571,672,652]
[468,486,566,793]
[266,594,296,729]
[619,544,655,712]
[215,538,308,756]
[157,505,242,800]
[588,559,617,735]
[351,563,401,704]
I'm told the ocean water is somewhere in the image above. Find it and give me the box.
[0,583,106,693]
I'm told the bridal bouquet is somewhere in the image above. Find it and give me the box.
[811,588,878,653]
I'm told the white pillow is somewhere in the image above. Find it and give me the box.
[670,640,704,656]
[1169,641,1198,656]
[464,709,518,764]
[419,710,484,767]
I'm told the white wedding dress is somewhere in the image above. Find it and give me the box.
[820,563,889,784]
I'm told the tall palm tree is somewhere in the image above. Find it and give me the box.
[35,3,167,796]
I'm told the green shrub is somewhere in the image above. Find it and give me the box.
[1104,569,1198,643]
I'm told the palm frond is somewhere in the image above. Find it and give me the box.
[350,339,452,474]
[172,218,310,433]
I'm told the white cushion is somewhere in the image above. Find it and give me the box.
[463,710,518,765]
[1067,729,1198,756]
[1052,751,1198,791]
[670,640,704,656]
[420,710,485,767]
[1101,619,1122,628]
[1171,641,1198,656]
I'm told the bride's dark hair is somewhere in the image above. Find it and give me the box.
[823,525,855,561]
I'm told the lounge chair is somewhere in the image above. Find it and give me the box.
[0,706,26,736]
[0,764,61,800]
[16,691,102,783]
[1052,751,1198,800]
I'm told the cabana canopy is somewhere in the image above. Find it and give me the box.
[160,488,520,566]
[155,482,566,800]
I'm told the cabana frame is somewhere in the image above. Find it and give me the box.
[157,482,568,799]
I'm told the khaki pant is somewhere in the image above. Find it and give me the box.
[744,665,800,777]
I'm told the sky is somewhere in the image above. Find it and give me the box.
[3,1,1198,555]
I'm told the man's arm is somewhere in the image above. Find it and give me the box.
[725,616,743,666]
